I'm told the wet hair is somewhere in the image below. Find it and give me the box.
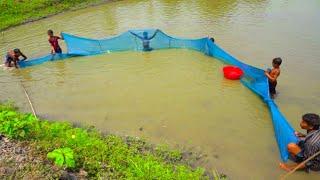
[13,48,21,54]
[303,113,320,130]
[273,57,282,66]
[48,29,54,35]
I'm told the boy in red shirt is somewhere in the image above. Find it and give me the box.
[48,30,64,54]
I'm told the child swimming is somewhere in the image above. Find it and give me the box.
[3,49,27,68]
[280,113,320,172]
[48,29,64,54]
[265,57,282,99]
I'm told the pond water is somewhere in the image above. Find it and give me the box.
[1,0,320,179]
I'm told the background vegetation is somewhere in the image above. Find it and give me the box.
[0,0,106,31]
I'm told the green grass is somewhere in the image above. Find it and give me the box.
[0,102,227,179]
[0,0,104,31]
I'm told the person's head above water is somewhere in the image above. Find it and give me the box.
[47,29,54,36]
[300,113,320,131]
[272,57,282,68]
[13,48,20,53]
[143,31,148,39]
[13,48,21,55]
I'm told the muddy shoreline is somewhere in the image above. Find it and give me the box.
[0,135,83,179]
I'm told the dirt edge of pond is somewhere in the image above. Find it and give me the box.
[0,136,79,179]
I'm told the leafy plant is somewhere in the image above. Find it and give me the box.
[0,111,37,139]
[47,147,75,168]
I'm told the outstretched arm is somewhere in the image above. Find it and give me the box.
[147,29,159,40]
[20,52,27,61]
[129,31,144,40]
[60,32,64,40]
[279,162,305,172]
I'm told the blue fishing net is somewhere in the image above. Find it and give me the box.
[19,29,298,161]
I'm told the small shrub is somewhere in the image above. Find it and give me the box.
[0,111,38,139]
[47,147,75,168]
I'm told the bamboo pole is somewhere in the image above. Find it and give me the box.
[281,150,320,179]
[20,82,38,119]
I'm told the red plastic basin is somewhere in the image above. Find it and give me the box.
[223,66,244,80]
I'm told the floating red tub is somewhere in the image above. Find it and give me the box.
[223,66,244,80]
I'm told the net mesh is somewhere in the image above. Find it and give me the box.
[18,29,298,161]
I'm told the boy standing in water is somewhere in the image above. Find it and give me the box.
[265,57,282,99]
[4,48,27,68]
[280,113,320,172]
[48,30,64,54]
[129,30,159,51]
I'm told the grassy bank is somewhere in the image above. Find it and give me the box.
[0,0,111,31]
[0,103,226,179]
